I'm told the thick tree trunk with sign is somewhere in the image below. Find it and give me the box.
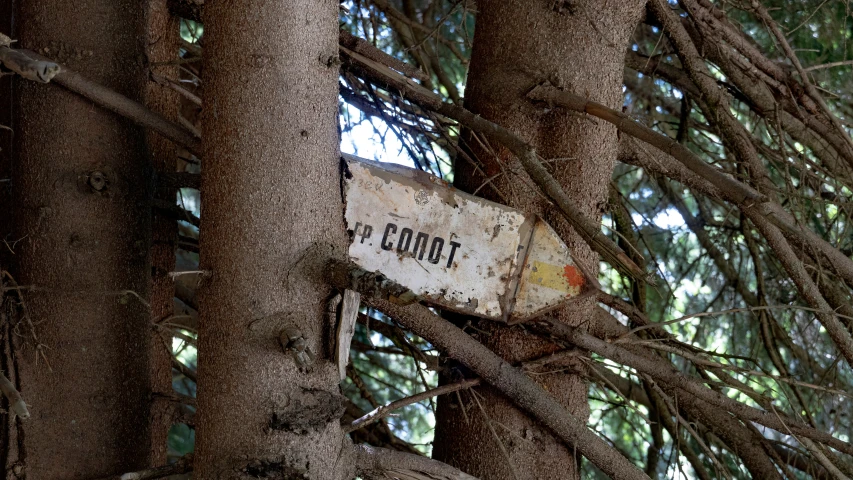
[1,0,851,477]
[192,1,353,478]
[8,0,154,477]
[432,2,647,478]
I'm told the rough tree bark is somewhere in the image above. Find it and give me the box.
[10,0,154,477]
[193,0,352,478]
[433,2,646,478]
[0,0,12,277]
[0,2,15,473]
[143,0,181,463]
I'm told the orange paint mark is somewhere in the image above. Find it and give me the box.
[563,265,584,288]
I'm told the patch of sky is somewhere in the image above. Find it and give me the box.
[703,131,721,145]
[169,333,197,455]
[340,102,455,180]
[180,19,203,43]
[707,63,726,82]
[651,207,686,230]
[178,188,200,218]
[793,141,805,153]
[341,110,415,168]
[628,187,654,201]
[630,207,685,230]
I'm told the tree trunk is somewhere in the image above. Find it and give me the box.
[143,0,181,464]
[193,1,351,478]
[10,0,155,477]
[0,2,16,474]
[433,2,646,478]
[0,0,12,279]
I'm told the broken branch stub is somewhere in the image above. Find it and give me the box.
[342,154,587,323]
[0,34,60,83]
[0,371,29,420]
[0,47,60,83]
[335,289,361,381]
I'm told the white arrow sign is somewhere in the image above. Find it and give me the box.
[343,154,587,323]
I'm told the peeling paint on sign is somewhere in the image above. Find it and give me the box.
[342,154,586,323]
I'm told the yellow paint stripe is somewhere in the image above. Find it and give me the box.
[528,260,583,294]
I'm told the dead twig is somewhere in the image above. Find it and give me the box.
[0,47,59,83]
[329,260,651,480]
[354,444,478,480]
[340,30,428,81]
[0,34,60,83]
[531,314,853,456]
[0,371,28,420]
[19,50,200,156]
[345,378,480,433]
[91,453,193,480]
[1,271,51,370]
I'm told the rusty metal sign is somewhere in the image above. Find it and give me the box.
[342,154,586,323]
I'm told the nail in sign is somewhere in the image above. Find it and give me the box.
[343,154,586,323]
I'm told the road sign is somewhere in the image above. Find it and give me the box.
[342,154,586,323]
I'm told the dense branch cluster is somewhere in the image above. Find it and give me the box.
[340,1,853,478]
[334,2,853,477]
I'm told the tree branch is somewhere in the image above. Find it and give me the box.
[675,3,853,184]
[18,50,200,156]
[587,313,789,480]
[527,83,763,205]
[354,444,478,480]
[0,370,29,420]
[91,454,193,480]
[340,44,647,282]
[646,0,773,195]
[340,29,429,82]
[329,261,651,480]
[0,45,60,83]
[614,136,853,367]
[746,0,853,164]
[345,379,480,434]
[533,82,853,305]
[531,314,853,456]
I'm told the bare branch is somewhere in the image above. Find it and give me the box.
[533,84,853,318]
[340,44,647,282]
[532,314,853,456]
[345,379,480,433]
[354,444,478,480]
[0,45,60,83]
[20,50,200,155]
[0,371,29,420]
[747,1,853,163]
[91,454,193,480]
[329,260,651,480]
[340,29,428,82]
[528,83,763,205]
